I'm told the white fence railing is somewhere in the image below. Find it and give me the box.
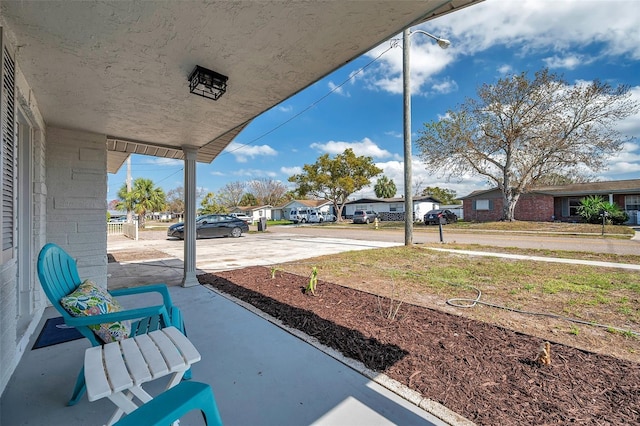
[107,222,139,240]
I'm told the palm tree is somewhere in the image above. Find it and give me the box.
[116,178,166,228]
[374,175,397,198]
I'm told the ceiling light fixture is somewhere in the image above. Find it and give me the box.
[188,65,228,101]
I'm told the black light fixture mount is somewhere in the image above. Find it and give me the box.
[188,65,228,101]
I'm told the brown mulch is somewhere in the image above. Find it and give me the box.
[198,266,640,426]
[108,249,170,263]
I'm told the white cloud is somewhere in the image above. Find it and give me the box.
[431,78,458,95]
[232,169,278,178]
[497,64,513,75]
[280,166,302,176]
[224,141,277,163]
[361,0,640,97]
[328,81,350,97]
[210,171,225,176]
[616,86,640,137]
[364,37,456,96]
[278,105,293,113]
[142,157,183,166]
[310,137,400,160]
[385,130,402,139]
[543,54,595,70]
[431,0,640,59]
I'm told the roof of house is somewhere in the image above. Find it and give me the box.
[281,199,332,209]
[234,205,273,212]
[460,179,640,199]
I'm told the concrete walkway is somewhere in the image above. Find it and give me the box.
[2,285,462,426]
[428,247,640,270]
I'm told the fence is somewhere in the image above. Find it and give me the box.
[107,221,139,240]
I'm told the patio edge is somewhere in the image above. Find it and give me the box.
[201,283,477,426]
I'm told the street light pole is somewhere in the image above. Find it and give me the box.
[402,28,412,246]
[402,29,450,246]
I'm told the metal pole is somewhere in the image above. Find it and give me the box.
[403,28,413,246]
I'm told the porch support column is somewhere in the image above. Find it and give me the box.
[182,145,199,287]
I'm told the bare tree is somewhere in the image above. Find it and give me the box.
[416,68,638,221]
[166,186,205,216]
[412,177,426,197]
[217,181,246,208]
[248,178,289,206]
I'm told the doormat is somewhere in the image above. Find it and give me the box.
[32,316,83,349]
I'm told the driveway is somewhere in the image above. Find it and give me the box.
[107,231,401,288]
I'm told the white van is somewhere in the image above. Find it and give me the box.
[307,211,336,223]
[290,208,311,224]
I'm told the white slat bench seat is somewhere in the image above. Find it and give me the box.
[84,326,201,426]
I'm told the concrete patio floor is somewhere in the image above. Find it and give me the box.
[1,232,470,426]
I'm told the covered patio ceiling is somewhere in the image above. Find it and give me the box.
[0,0,483,172]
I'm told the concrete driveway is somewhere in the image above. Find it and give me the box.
[107,231,401,288]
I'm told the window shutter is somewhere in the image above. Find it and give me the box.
[489,200,494,210]
[1,44,16,255]
[472,200,476,210]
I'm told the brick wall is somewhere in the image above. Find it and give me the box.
[463,192,555,222]
[514,194,554,221]
[46,127,108,287]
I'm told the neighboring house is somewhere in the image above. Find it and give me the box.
[231,205,274,222]
[0,0,484,398]
[344,196,440,221]
[460,179,640,224]
[280,199,334,221]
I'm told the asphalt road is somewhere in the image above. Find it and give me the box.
[267,224,640,256]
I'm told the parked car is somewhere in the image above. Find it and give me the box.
[229,212,253,224]
[167,214,249,239]
[423,209,458,225]
[352,210,379,224]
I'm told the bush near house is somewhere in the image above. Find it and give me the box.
[577,195,629,225]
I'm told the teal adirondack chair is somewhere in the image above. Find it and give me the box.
[37,243,189,406]
[114,382,223,426]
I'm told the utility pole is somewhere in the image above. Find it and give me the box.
[126,156,132,223]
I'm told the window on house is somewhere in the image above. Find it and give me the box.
[625,195,640,211]
[389,203,404,212]
[474,199,491,210]
[568,198,582,216]
[1,43,16,263]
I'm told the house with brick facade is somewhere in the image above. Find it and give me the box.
[460,179,640,224]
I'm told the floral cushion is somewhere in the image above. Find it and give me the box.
[60,280,131,343]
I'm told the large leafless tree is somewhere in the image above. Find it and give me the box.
[248,178,289,206]
[217,181,246,208]
[416,68,638,221]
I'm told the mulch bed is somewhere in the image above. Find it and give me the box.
[198,266,640,426]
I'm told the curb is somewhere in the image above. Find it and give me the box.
[201,283,476,426]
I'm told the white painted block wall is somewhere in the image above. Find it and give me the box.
[45,127,108,287]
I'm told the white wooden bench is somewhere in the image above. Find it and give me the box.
[84,326,201,425]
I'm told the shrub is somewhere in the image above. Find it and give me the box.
[577,195,629,225]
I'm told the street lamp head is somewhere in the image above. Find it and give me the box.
[410,29,451,49]
[436,38,451,49]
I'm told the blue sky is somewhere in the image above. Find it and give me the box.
[107,0,640,203]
